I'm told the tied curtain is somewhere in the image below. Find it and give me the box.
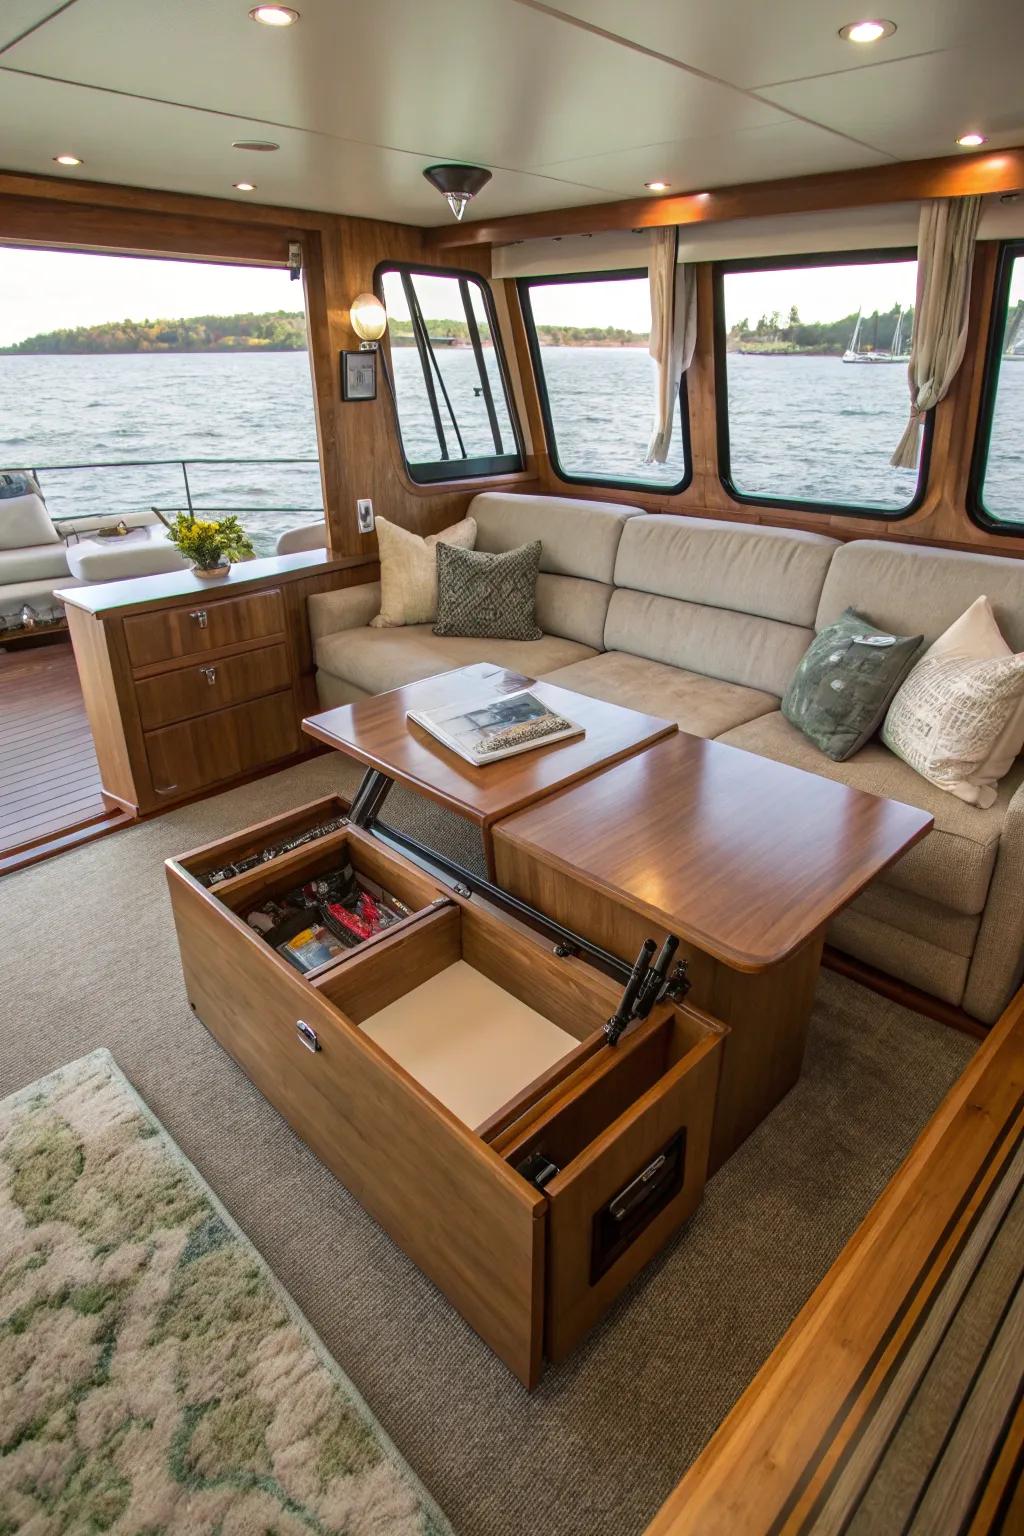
[891,195,982,468]
[645,227,697,464]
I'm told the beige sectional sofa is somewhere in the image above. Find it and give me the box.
[308,492,1024,1025]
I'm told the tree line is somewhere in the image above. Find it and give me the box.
[2,311,308,354]
[727,303,914,356]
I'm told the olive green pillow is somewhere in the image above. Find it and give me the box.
[782,608,923,762]
[433,540,542,641]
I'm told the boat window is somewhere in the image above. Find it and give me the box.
[377,264,522,484]
[714,250,930,518]
[517,271,690,492]
[970,242,1024,533]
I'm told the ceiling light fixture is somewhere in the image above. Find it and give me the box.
[249,5,300,25]
[232,139,280,152]
[423,163,492,221]
[838,19,896,43]
[955,132,987,148]
[233,181,257,191]
[645,181,670,192]
[53,153,83,167]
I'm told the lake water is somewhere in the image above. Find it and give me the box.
[1,348,1020,556]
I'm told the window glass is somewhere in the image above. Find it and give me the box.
[378,266,521,482]
[974,248,1024,528]
[718,254,926,514]
[518,273,689,490]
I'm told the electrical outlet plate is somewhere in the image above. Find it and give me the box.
[356,498,374,534]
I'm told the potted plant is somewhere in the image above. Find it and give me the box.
[166,511,254,578]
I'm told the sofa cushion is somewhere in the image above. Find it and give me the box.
[720,710,1024,917]
[816,539,1024,652]
[469,491,642,584]
[535,573,611,651]
[370,515,476,628]
[0,491,60,551]
[315,625,595,698]
[0,541,71,584]
[541,652,778,738]
[613,514,839,627]
[434,541,542,641]
[605,588,812,698]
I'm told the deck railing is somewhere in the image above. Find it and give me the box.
[7,456,324,523]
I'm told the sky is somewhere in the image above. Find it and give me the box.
[1,245,926,346]
[0,247,302,346]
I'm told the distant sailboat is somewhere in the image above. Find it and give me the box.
[842,304,908,363]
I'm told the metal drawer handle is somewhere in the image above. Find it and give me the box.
[199,664,217,685]
[189,608,208,629]
[296,1020,320,1053]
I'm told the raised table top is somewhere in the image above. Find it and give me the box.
[493,731,933,972]
[303,662,677,830]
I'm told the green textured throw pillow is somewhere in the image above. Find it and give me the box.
[782,607,923,762]
[433,541,543,641]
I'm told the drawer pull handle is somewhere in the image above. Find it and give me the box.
[200,664,217,685]
[190,608,208,629]
[296,1020,320,1053]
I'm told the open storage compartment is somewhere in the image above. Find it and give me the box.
[166,797,725,1387]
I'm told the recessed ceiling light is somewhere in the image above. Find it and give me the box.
[838,19,896,43]
[956,132,988,148]
[645,181,670,192]
[53,153,83,166]
[233,182,257,191]
[249,5,299,24]
[232,139,280,152]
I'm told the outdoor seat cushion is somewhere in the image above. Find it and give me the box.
[720,710,1024,917]
[541,652,778,738]
[314,624,595,698]
[0,541,71,584]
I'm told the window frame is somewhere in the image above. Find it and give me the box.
[712,246,933,521]
[375,259,524,485]
[517,268,693,495]
[968,239,1024,536]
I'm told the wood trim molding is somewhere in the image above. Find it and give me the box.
[428,146,1024,250]
[642,985,1024,1536]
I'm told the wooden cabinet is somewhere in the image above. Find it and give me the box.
[166,796,726,1388]
[59,552,377,815]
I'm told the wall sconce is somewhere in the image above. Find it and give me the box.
[349,292,387,350]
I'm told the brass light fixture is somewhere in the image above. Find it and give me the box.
[349,292,388,349]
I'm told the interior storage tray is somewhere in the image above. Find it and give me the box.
[166,796,726,1387]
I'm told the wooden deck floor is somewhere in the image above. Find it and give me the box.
[0,641,128,867]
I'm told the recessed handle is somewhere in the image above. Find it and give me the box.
[199,664,217,685]
[189,608,208,629]
[295,1020,320,1053]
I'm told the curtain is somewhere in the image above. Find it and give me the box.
[890,195,982,469]
[645,227,697,464]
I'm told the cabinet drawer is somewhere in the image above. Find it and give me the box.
[125,589,285,667]
[136,642,291,729]
[145,690,299,797]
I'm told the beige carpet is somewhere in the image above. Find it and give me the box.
[0,754,976,1536]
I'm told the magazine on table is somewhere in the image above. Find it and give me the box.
[408,687,584,766]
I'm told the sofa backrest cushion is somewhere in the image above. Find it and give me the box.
[607,515,840,696]
[469,491,644,649]
[613,514,839,627]
[816,540,1024,652]
[0,491,60,552]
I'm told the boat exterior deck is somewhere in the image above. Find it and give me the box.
[0,641,129,872]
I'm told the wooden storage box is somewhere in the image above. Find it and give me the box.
[167,796,725,1387]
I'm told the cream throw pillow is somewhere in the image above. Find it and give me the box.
[881,596,1024,808]
[370,515,477,628]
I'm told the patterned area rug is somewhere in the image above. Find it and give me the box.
[0,1049,453,1536]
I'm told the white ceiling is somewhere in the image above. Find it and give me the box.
[1,0,1022,226]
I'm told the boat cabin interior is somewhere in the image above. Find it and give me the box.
[2,4,1024,1533]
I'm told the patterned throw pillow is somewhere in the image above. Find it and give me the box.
[370,515,477,628]
[882,596,1024,808]
[782,607,923,762]
[433,541,543,641]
